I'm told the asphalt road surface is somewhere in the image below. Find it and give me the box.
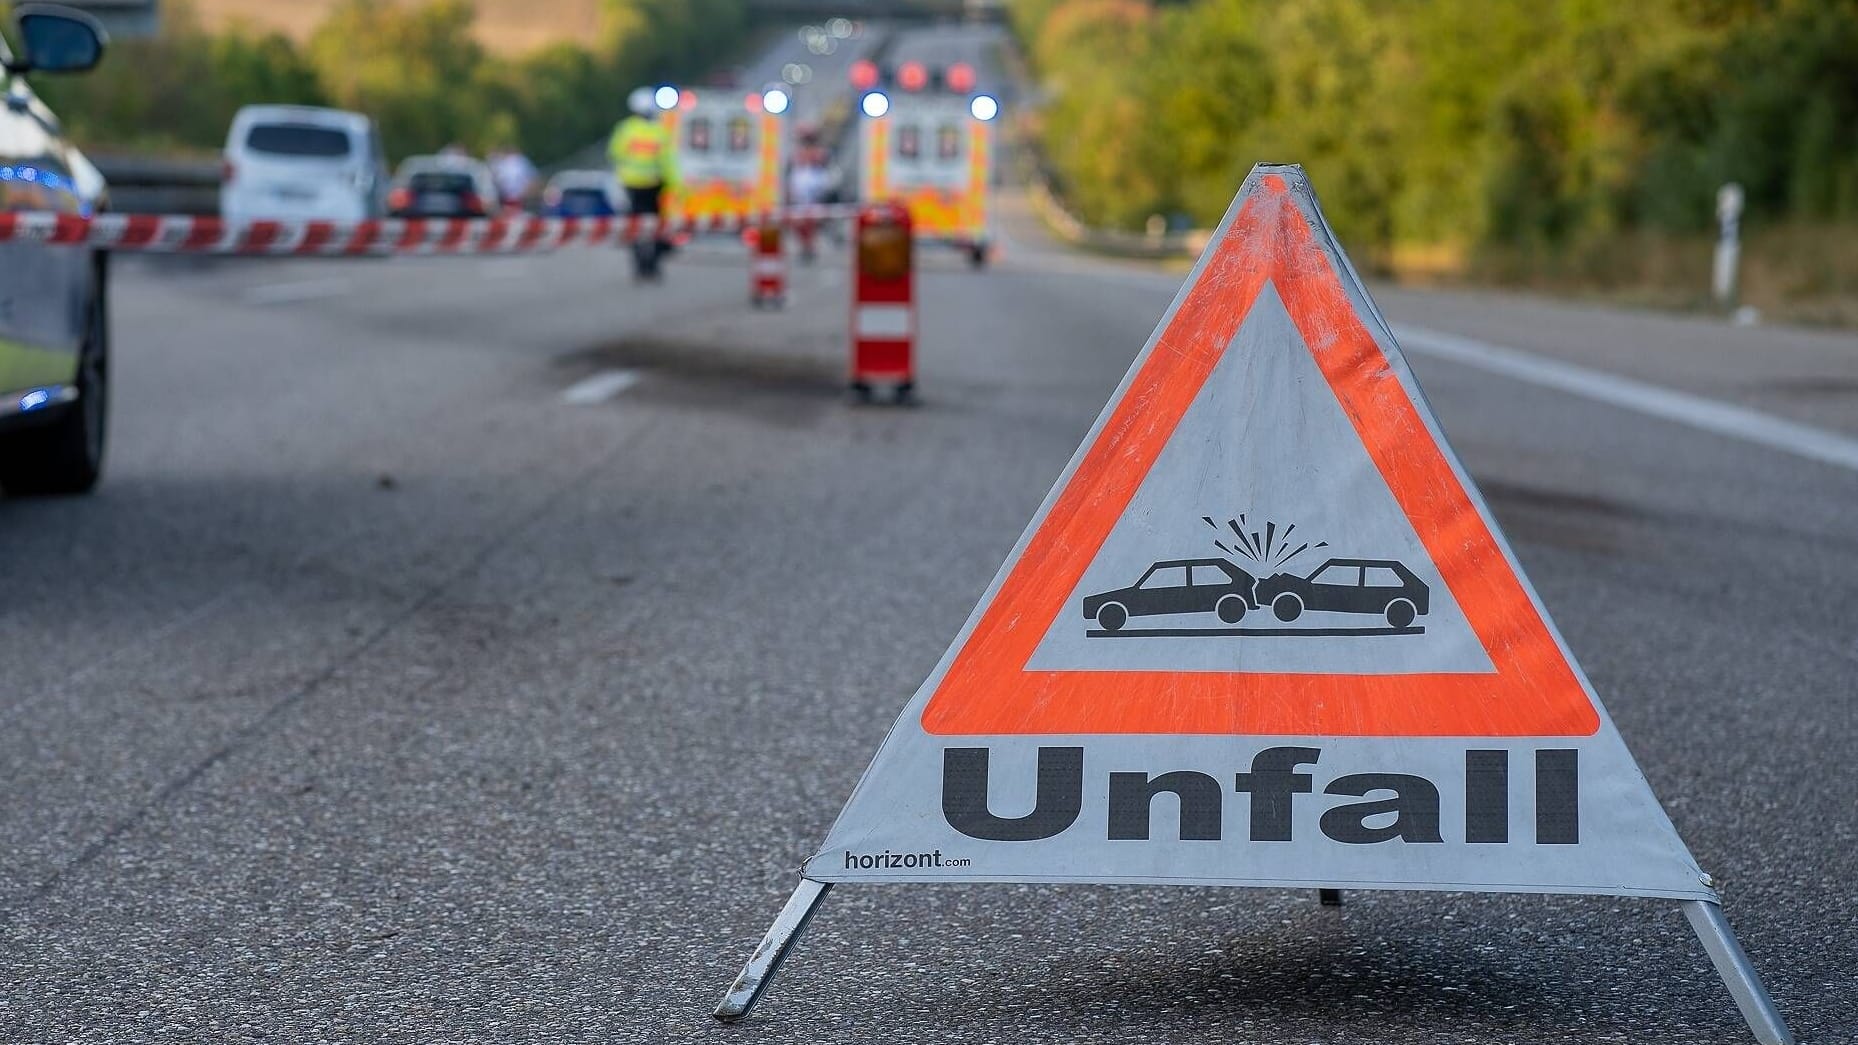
[5,39,1858,1045]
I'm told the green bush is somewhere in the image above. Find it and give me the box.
[1013,0,1858,259]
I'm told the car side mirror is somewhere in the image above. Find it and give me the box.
[7,5,107,75]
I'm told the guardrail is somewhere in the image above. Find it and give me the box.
[1026,172,1209,260]
[92,154,221,216]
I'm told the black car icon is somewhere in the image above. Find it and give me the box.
[1253,558,1430,628]
[1082,559,1259,632]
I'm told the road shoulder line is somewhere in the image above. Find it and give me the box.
[1396,325,1858,474]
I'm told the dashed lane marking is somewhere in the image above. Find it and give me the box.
[561,369,642,405]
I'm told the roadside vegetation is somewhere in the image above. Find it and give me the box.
[1011,0,1858,322]
[12,0,751,163]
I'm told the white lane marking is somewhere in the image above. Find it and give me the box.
[243,277,350,305]
[561,369,641,405]
[1397,325,1858,474]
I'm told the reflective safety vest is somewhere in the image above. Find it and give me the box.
[609,116,678,190]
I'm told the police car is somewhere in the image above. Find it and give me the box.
[0,4,110,496]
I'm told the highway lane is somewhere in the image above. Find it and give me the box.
[0,190,1851,1042]
[5,10,1858,1028]
[3,31,1850,1045]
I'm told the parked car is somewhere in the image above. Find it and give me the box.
[221,105,387,223]
[541,170,625,218]
[1082,558,1259,633]
[1254,558,1430,628]
[0,4,110,496]
[387,155,498,218]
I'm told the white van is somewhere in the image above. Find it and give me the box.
[221,105,387,223]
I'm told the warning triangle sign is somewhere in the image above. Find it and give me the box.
[807,166,1711,902]
[932,263,1582,737]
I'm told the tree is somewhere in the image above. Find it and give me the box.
[1012,0,1858,259]
[26,0,323,153]
[308,0,490,158]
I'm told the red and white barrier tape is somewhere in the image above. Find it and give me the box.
[0,205,861,255]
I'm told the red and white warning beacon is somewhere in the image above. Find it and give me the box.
[849,200,915,403]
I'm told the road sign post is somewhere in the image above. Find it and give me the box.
[716,164,1793,1043]
[1714,182,1745,308]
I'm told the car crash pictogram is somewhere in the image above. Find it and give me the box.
[1081,558,1259,633]
[1081,522,1430,638]
[1255,558,1429,629]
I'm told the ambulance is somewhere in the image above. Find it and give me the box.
[853,60,999,267]
[660,86,789,224]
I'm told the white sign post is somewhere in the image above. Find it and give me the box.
[1714,182,1745,307]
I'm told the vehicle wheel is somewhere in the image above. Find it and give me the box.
[1272,593,1304,623]
[892,382,914,405]
[1384,599,1417,629]
[1216,594,1247,624]
[0,286,106,496]
[850,381,874,404]
[1096,602,1128,633]
[968,242,988,269]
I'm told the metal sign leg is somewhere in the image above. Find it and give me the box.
[1681,900,1794,1045]
[714,879,832,1023]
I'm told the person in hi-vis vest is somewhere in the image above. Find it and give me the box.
[610,87,681,280]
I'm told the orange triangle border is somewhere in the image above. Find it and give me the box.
[921,175,1601,738]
